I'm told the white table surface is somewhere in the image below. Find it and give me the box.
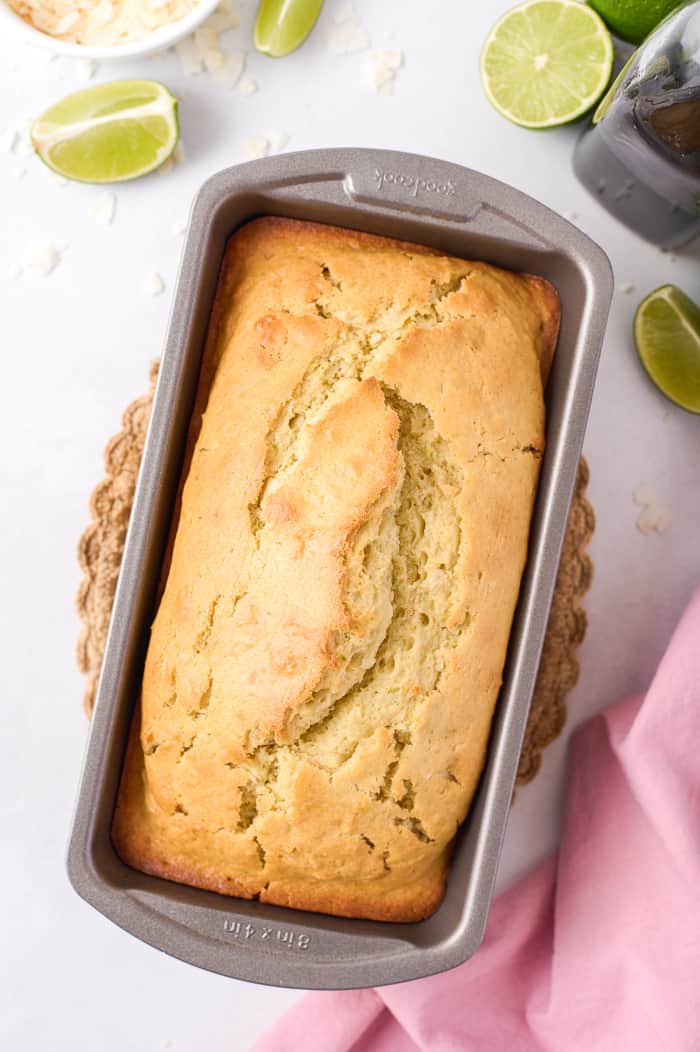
[2,1,699,1048]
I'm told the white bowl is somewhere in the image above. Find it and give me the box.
[0,0,221,60]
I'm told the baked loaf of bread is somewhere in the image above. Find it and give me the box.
[113,217,559,922]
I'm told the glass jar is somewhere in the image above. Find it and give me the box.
[574,1,700,247]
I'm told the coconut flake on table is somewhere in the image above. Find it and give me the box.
[238,75,258,96]
[175,36,203,75]
[211,51,245,88]
[203,47,225,72]
[13,128,35,158]
[633,483,672,535]
[635,501,672,536]
[175,6,244,83]
[143,271,165,296]
[654,509,672,534]
[333,2,356,24]
[326,11,370,54]
[74,58,98,80]
[23,243,61,276]
[636,506,659,535]
[633,484,655,507]
[0,129,19,154]
[194,26,217,51]
[243,137,270,160]
[88,192,117,225]
[266,129,289,153]
[205,9,240,32]
[366,49,403,95]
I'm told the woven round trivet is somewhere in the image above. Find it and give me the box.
[76,362,595,788]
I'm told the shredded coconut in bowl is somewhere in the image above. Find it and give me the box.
[8,0,202,45]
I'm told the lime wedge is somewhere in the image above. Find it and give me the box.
[634,285,700,414]
[480,0,614,129]
[31,80,178,184]
[254,0,324,57]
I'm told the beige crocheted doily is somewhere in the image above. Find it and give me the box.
[76,362,594,788]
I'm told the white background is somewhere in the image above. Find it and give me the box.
[1,1,699,1049]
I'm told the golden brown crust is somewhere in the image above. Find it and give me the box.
[523,273,561,382]
[113,217,559,922]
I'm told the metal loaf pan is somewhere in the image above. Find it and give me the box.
[67,149,613,990]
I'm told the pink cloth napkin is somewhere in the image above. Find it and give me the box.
[253,586,700,1052]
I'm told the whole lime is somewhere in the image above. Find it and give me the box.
[588,0,684,43]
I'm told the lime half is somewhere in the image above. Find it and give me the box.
[480,0,614,129]
[634,285,700,414]
[31,80,178,184]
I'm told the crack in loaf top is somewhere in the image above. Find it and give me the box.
[112,216,560,922]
